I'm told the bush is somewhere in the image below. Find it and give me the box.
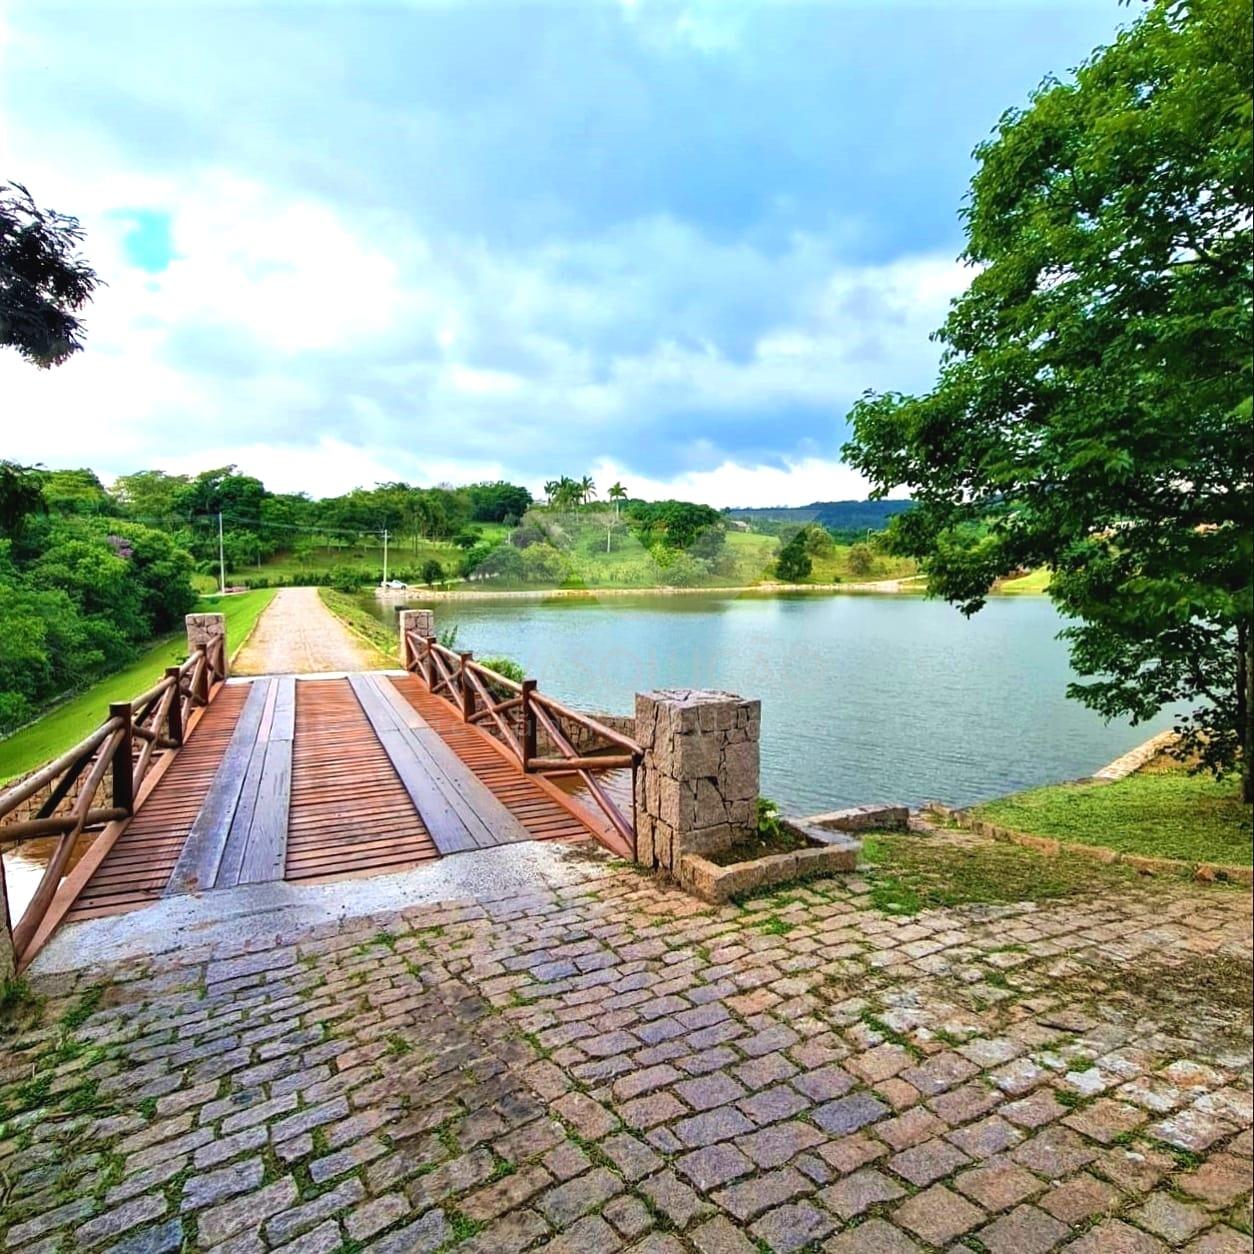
[774,533,812,582]
[328,565,364,593]
[420,558,445,587]
[847,542,875,577]
[478,655,525,683]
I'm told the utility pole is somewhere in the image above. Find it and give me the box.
[381,527,389,587]
[217,511,226,595]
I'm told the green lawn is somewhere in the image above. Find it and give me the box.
[995,568,1052,595]
[971,763,1251,866]
[859,829,1148,916]
[0,590,275,784]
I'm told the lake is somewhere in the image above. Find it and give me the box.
[362,590,1178,814]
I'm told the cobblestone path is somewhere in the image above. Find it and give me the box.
[2,848,1250,1253]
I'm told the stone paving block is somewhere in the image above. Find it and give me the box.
[1063,1218,1169,1252]
[894,1183,986,1245]
[977,1203,1070,1254]
[196,1176,300,1247]
[181,1157,264,1211]
[748,1200,835,1252]
[74,1194,168,1249]
[1131,1192,1213,1244]
[711,1166,810,1222]
[954,1158,1046,1211]
[676,1143,755,1192]
[690,1214,758,1254]
[538,1166,623,1228]
[819,1166,906,1218]
[1039,1172,1123,1224]
[888,1135,971,1187]
[735,1119,824,1169]
[813,1092,889,1135]
[826,1217,924,1253]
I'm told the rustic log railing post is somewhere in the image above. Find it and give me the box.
[185,613,226,703]
[459,651,476,721]
[164,666,184,745]
[520,680,537,771]
[398,609,434,671]
[633,689,760,873]
[0,860,14,988]
[423,636,437,689]
[109,702,134,815]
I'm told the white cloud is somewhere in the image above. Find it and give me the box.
[582,456,895,510]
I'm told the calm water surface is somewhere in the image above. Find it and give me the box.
[366,591,1177,815]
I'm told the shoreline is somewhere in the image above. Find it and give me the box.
[379,577,927,602]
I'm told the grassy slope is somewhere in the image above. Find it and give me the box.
[227,525,508,585]
[996,568,1052,595]
[0,590,275,783]
[317,588,397,664]
[971,763,1251,865]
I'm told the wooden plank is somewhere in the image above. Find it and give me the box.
[238,676,294,884]
[367,675,533,848]
[348,675,480,854]
[213,678,278,888]
[164,679,270,896]
[24,688,238,959]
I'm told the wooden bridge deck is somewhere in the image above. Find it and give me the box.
[62,673,603,924]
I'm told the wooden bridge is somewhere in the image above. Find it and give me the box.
[0,621,641,971]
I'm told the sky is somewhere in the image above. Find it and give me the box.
[1,1,1131,507]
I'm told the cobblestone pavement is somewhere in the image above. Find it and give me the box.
[2,847,1251,1253]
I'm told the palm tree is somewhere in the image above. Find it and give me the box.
[580,475,596,506]
[608,482,627,516]
[543,479,559,506]
[552,477,579,510]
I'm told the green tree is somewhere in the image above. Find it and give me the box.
[847,542,875,577]
[0,182,99,367]
[843,0,1253,798]
[775,533,812,582]
[420,558,445,587]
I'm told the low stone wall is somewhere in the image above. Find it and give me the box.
[1092,730,1178,781]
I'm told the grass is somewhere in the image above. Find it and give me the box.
[225,526,508,587]
[0,589,275,783]
[971,761,1251,866]
[859,829,1157,916]
[316,588,396,665]
[994,567,1052,595]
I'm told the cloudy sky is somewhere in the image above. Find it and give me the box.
[2,1,1128,506]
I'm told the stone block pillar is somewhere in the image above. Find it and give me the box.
[185,613,227,678]
[399,609,435,670]
[633,688,760,873]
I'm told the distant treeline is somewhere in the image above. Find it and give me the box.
[726,499,911,540]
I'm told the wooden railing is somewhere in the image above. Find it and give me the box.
[403,630,642,854]
[0,634,227,965]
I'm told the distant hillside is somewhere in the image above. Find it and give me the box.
[725,499,912,531]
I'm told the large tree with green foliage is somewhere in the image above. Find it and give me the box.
[843,0,1253,799]
[0,182,99,366]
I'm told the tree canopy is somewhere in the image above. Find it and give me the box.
[0,182,99,367]
[842,0,1253,797]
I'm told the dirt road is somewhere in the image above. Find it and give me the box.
[233,587,387,675]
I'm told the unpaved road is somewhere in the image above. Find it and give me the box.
[233,587,387,675]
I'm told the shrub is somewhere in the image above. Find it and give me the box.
[478,655,525,682]
[774,533,812,582]
[420,559,445,587]
[847,542,875,577]
[328,565,363,593]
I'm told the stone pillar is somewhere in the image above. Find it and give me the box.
[185,613,227,678]
[633,688,760,873]
[399,609,435,669]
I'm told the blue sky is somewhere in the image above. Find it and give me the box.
[0,1,1130,505]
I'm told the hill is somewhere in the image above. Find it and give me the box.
[725,499,912,532]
